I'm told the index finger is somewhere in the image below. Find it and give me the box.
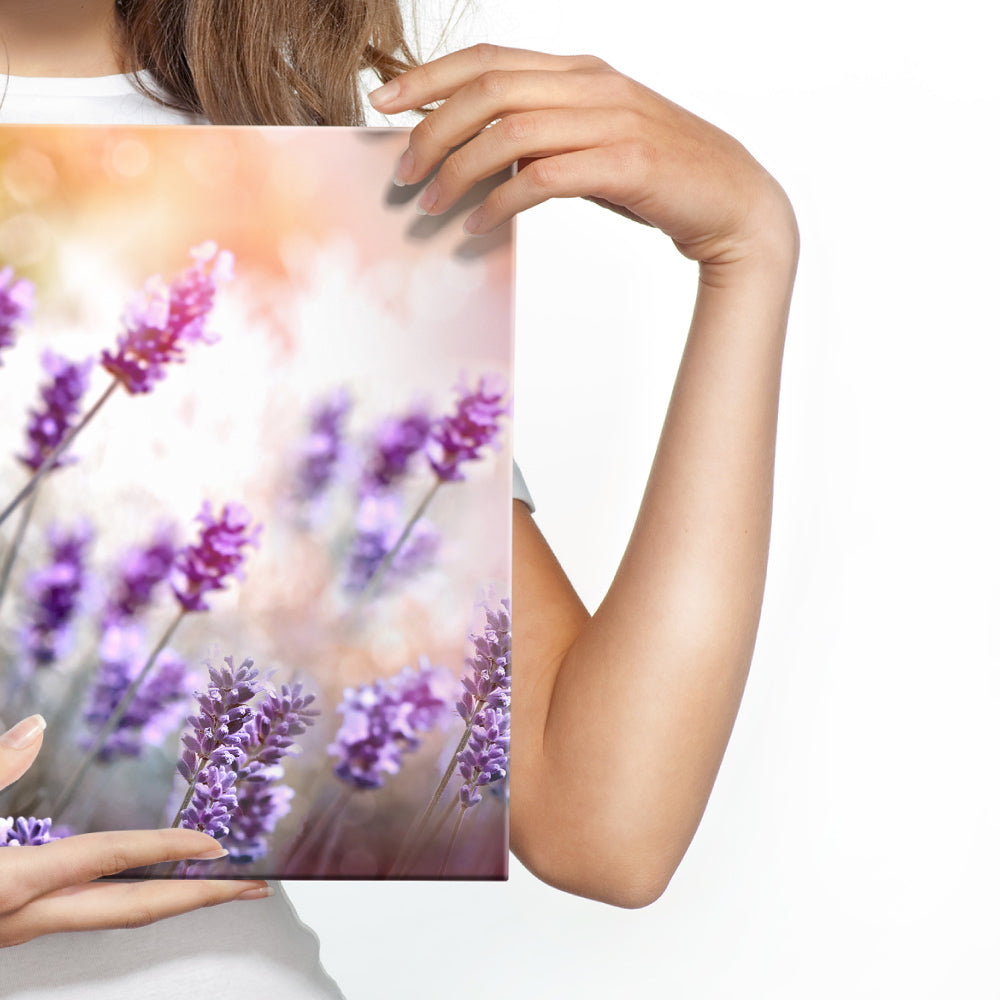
[2,828,231,910]
[0,715,46,792]
[368,44,596,112]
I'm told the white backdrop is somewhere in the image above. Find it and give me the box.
[288,0,1000,996]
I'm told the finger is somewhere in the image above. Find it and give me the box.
[462,146,649,236]
[0,716,46,791]
[4,878,272,944]
[2,828,234,910]
[397,71,608,186]
[414,108,628,216]
[369,44,601,113]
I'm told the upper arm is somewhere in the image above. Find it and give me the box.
[508,499,590,866]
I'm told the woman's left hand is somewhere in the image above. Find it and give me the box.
[369,44,795,271]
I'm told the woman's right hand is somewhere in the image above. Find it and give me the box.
[0,714,271,948]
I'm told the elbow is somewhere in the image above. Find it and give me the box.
[513,830,680,909]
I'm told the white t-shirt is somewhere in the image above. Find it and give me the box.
[0,70,533,999]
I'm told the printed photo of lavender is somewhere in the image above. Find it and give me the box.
[0,126,512,879]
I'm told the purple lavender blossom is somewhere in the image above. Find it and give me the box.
[179,673,318,859]
[361,410,431,494]
[80,625,195,762]
[18,352,93,472]
[219,684,319,861]
[177,656,262,784]
[237,682,320,780]
[171,501,261,612]
[102,527,177,626]
[455,599,511,807]
[328,658,455,790]
[295,389,350,502]
[101,241,233,394]
[19,521,92,669]
[221,767,295,862]
[343,493,439,592]
[456,599,512,723]
[457,705,510,808]
[396,661,460,737]
[0,816,59,846]
[0,266,33,363]
[426,374,509,482]
[179,765,239,837]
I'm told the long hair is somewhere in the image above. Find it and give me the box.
[115,0,418,125]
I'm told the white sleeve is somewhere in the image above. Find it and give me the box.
[512,459,535,513]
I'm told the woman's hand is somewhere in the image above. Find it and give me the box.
[369,44,797,271]
[0,715,271,948]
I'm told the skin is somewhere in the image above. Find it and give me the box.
[0,0,120,76]
[0,2,798,938]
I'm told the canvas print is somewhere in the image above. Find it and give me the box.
[0,126,513,880]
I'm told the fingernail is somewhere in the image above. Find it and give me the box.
[236,885,275,901]
[0,715,46,750]
[188,845,229,860]
[463,207,486,236]
[393,147,414,187]
[369,80,400,109]
[416,182,439,216]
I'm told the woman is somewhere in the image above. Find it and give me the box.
[0,0,798,994]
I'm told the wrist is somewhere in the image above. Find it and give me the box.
[694,169,798,286]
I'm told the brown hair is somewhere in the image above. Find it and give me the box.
[115,0,418,126]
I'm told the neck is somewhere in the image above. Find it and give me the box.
[0,0,121,77]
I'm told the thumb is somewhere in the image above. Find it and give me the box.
[0,715,46,792]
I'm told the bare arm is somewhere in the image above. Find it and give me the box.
[371,44,798,907]
[511,249,794,907]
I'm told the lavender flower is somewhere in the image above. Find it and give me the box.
[102,527,177,626]
[295,389,350,502]
[344,493,439,592]
[179,673,318,859]
[457,705,510,808]
[396,662,460,736]
[328,658,455,790]
[221,767,295,862]
[456,598,512,723]
[237,682,320,780]
[18,352,93,472]
[455,599,511,808]
[426,374,509,482]
[177,656,262,783]
[0,267,33,363]
[171,501,261,612]
[19,521,92,669]
[101,242,233,394]
[80,625,195,762]
[179,765,239,837]
[361,410,431,494]
[0,816,59,846]
[220,684,319,862]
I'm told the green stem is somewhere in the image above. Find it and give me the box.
[387,708,480,876]
[51,605,186,819]
[439,806,468,877]
[356,479,441,603]
[282,786,352,874]
[0,379,118,530]
[0,486,40,623]
[413,789,460,870]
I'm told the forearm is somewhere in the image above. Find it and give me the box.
[512,208,798,906]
